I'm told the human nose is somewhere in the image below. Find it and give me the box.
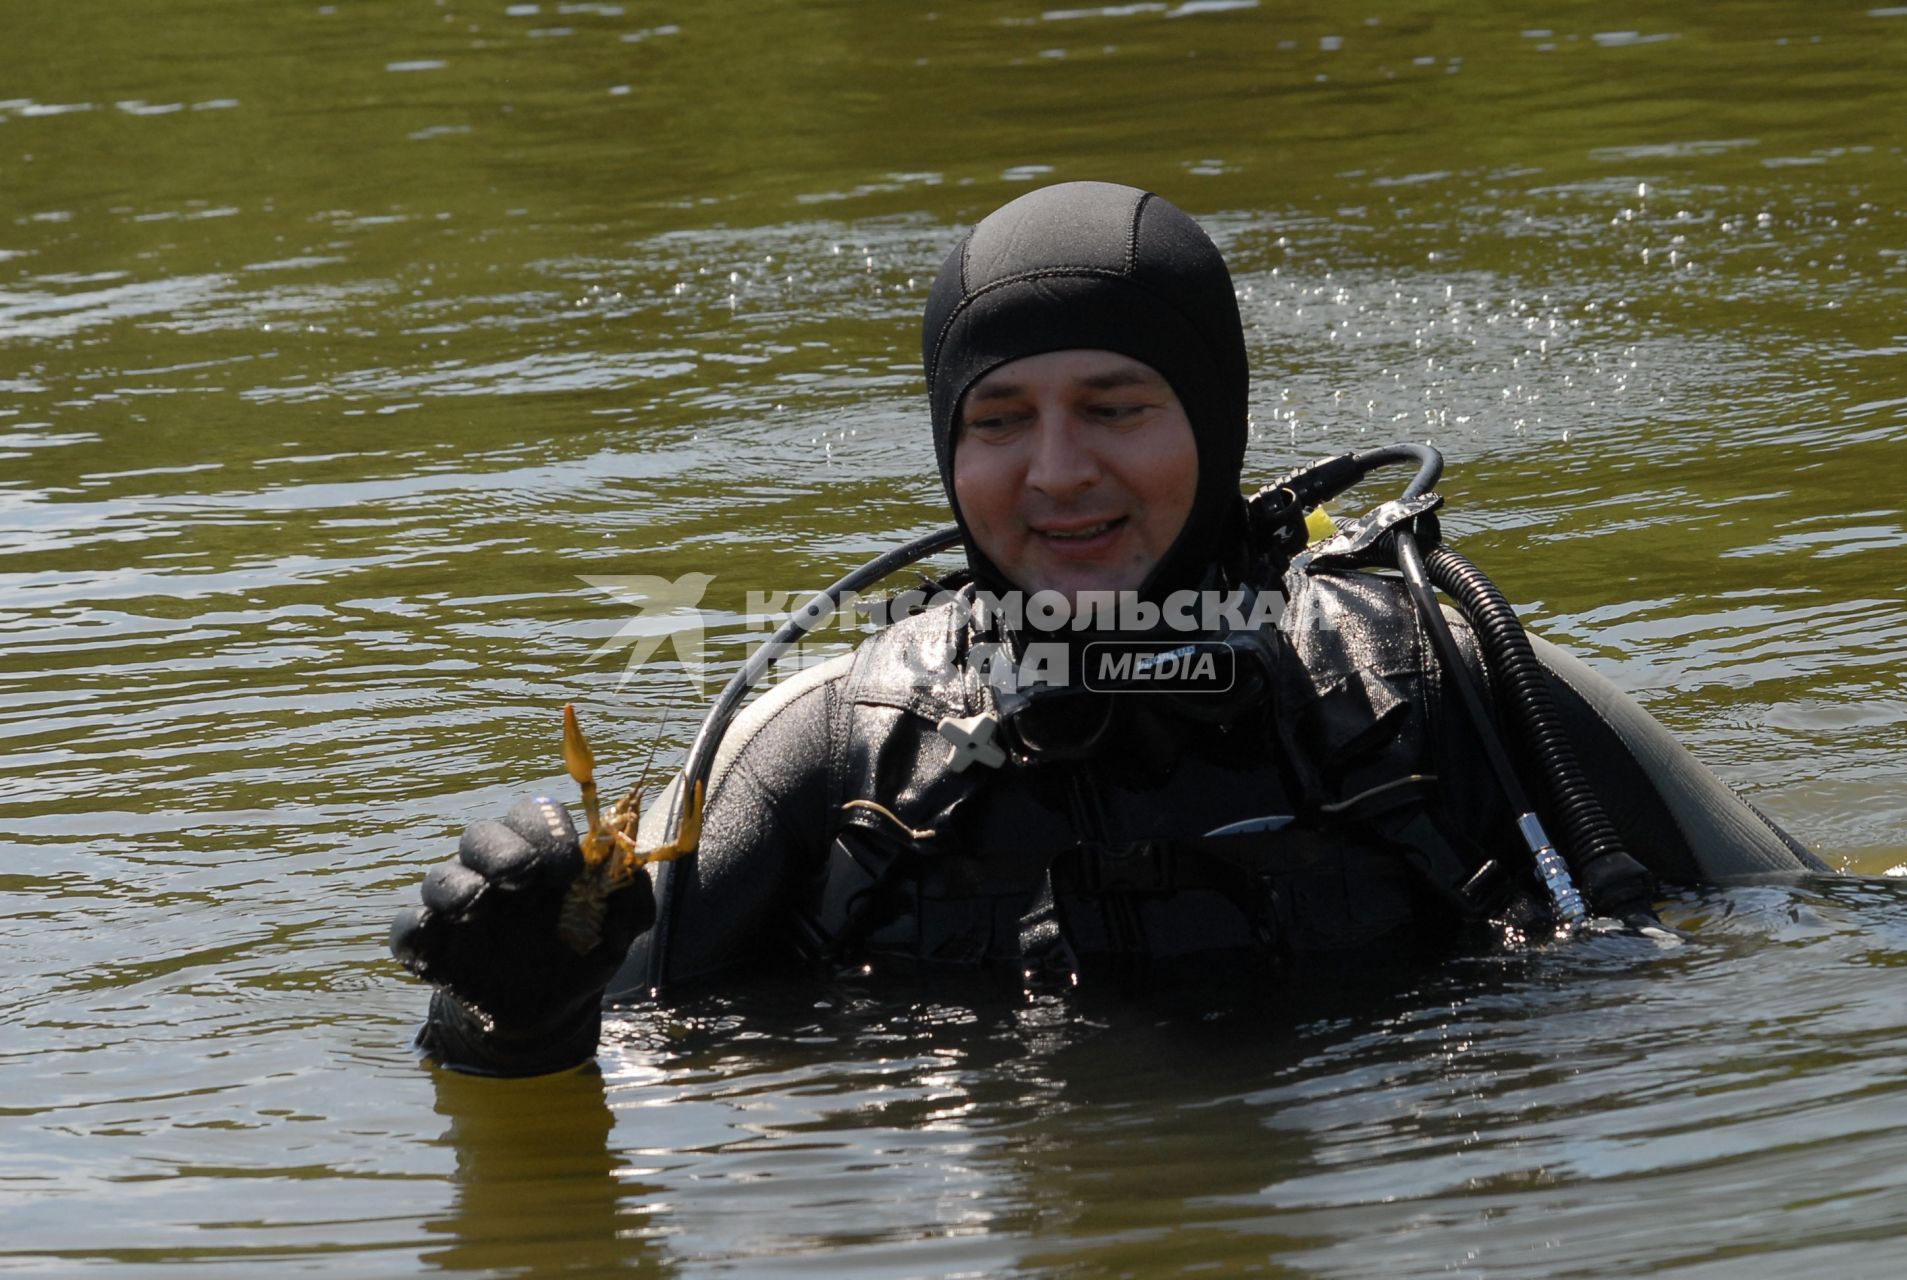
[1023,407,1101,498]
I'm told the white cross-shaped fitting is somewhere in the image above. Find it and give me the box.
[937,712,1007,773]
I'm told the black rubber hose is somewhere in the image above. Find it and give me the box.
[1392,531,1586,921]
[1357,442,1443,501]
[1250,445,1443,573]
[680,524,964,803]
[1420,542,1658,921]
[647,522,964,993]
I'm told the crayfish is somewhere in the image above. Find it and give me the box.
[555,703,703,954]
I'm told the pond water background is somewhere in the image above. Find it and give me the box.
[5,1,1907,1275]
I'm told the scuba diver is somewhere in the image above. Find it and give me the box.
[390,181,1825,1076]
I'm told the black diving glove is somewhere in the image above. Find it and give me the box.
[389,794,655,1073]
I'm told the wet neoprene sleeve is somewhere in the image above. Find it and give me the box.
[609,655,847,997]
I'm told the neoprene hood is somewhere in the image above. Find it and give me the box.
[922,181,1250,597]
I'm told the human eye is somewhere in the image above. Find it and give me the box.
[1086,399,1148,424]
[960,405,1028,436]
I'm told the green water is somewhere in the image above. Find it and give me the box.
[5,2,1907,1274]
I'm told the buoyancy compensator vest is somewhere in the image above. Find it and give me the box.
[791,570,1518,988]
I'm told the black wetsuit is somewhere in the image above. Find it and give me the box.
[415,565,1822,1073]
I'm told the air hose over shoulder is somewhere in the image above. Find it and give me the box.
[1415,538,1658,923]
[646,523,963,992]
[1260,444,1658,927]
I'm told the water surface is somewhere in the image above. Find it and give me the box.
[4,1,1906,1274]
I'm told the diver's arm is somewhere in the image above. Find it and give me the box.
[610,653,850,997]
[1529,635,1826,881]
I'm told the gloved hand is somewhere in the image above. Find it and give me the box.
[389,795,655,1040]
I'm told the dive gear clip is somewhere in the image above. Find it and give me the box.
[938,712,1008,773]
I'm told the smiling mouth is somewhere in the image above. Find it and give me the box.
[1037,517,1126,541]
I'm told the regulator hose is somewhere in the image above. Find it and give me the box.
[678,524,963,804]
[1247,444,1442,567]
[1419,540,1659,923]
[1391,529,1587,924]
[1358,442,1443,502]
[647,522,963,992]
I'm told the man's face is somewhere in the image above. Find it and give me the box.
[951,349,1198,600]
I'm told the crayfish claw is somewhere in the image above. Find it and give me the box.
[643,778,704,865]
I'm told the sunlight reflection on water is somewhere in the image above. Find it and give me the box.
[3,0,1906,1273]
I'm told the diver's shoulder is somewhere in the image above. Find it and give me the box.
[839,590,982,715]
[1278,565,1429,677]
[714,590,973,771]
